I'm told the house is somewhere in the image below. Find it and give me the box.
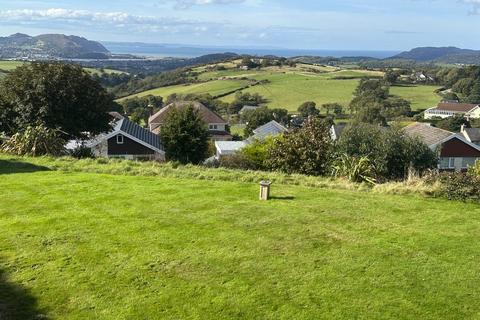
[404,122,480,171]
[88,117,165,161]
[148,101,232,141]
[248,120,288,142]
[215,120,288,160]
[239,105,259,115]
[461,125,480,145]
[424,102,480,120]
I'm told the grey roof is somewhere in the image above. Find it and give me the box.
[239,105,259,114]
[215,141,247,155]
[403,122,453,147]
[116,118,163,151]
[250,120,288,141]
[463,128,480,143]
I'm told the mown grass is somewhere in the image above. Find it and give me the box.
[1,156,480,319]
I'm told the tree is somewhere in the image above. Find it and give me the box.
[298,101,319,117]
[323,103,343,116]
[267,117,333,175]
[437,114,469,132]
[120,95,163,126]
[158,105,210,164]
[0,63,116,138]
[336,124,437,181]
[230,92,267,114]
[384,69,400,85]
[243,107,289,136]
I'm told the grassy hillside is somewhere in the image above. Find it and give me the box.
[1,156,480,319]
[121,64,440,112]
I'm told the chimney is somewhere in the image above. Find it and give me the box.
[147,104,154,116]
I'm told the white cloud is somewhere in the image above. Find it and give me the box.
[0,8,216,34]
[173,0,246,9]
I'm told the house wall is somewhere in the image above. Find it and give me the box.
[440,138,480,157]
[438,137,480,171]
[468,107,480,119]
[108,134,155,156]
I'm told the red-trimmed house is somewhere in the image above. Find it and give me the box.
[404,123,480,171]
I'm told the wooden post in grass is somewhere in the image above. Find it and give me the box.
[259,181,272,201]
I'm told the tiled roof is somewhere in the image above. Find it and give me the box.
[117,118,163,151]
[403,122,453,147]
[463,128,480,143]
[435,103,479,112]
[149,101,227,126]
[250,120,288,141]
[239,105,259,113]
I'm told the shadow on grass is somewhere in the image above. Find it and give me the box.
[270,196,296,201]
[0,267,44,319]
[0,160,51,175]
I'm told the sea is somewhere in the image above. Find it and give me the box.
[102,42,399,59]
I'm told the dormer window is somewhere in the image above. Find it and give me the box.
[116,134,124,144]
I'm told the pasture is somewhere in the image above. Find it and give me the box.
[122,64,441,112]
[1,156,480,319]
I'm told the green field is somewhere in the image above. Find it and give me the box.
[1,156,480,319]
[122,65,441,112]
[120,78,252,101]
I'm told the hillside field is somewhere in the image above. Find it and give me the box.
[121,64,441,112]
[1,156,480,319]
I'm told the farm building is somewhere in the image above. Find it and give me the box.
[404,122,480,171]
[148,101,232,141]
[88,117,165,161]
[424,102,480,120]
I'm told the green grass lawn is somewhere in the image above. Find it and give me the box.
[1,157,480,319]
[390,85,441,110]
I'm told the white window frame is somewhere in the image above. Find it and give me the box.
[448,157,455,169]
[209,124,218,130]
[116,134,124,145]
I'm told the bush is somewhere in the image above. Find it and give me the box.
[267,117,333,176]
[69,145,94,159]
[332,155,376,184]
[337,124,438,181]
[219,153,256,170]
[1,125,65,156]
[433,172,480,202]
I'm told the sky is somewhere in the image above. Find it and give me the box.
[0,0,480,51]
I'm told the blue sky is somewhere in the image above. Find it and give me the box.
[1,0,480,50]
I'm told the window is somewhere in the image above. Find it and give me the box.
[440,157,455,169]
[462,157,477,168]
[116,134,124,144]
[209,124,218,130]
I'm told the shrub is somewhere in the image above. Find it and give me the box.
[69,145,94,159]
[337,124,437,181]
[267,117,333,176]
[433,172,480,202]
[1,125,65,156]
[219,153,256,170]
[332,155,376,184]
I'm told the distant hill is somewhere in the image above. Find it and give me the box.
[0,33,110,59]
[390,46,480,64]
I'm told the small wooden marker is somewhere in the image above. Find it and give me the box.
[259,181,272,201]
